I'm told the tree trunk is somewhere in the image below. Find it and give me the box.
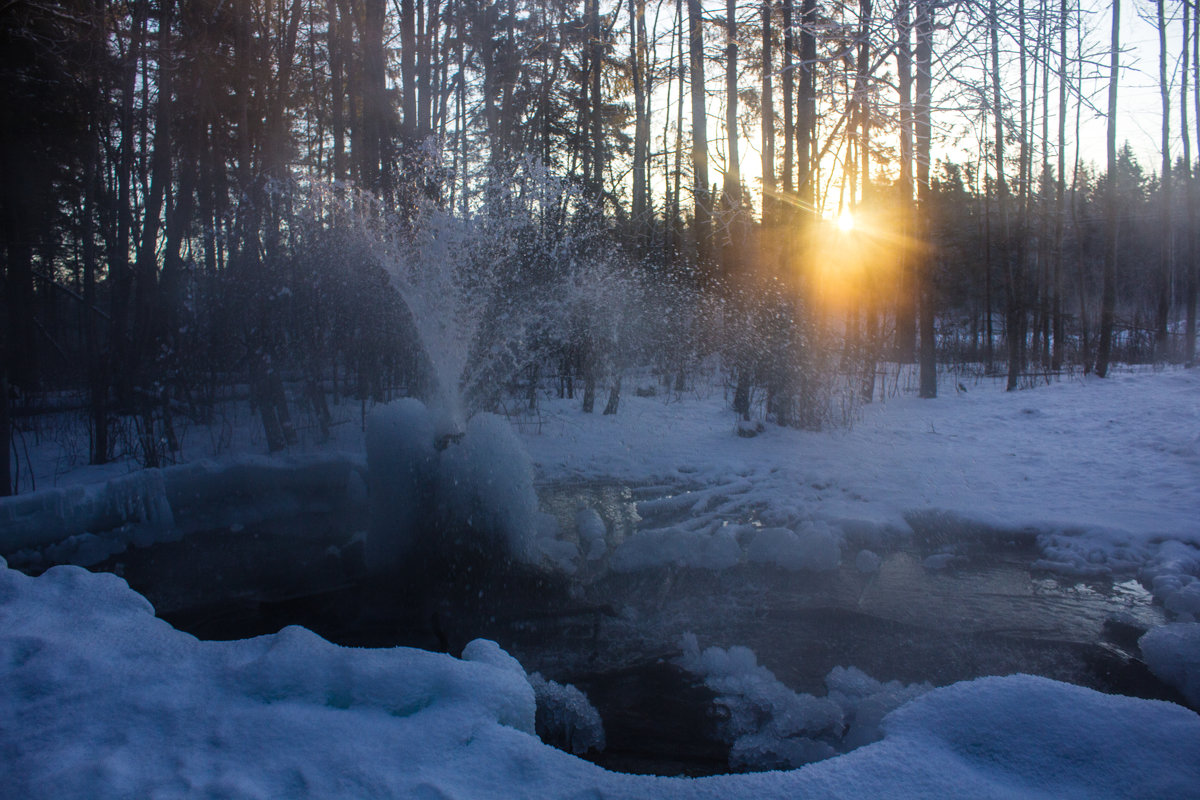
[1156,0,1172,359]
[631,0,650,239]
[894,0,916,361]
[761,0,775,225]
[797,0,817,214]
[1052,0,1067,371]
[916,0,936,399]
[781,0,794,197]
[1189,0,1199,365]
[1096,0,1120,378]
[688,0,712,261]
[590,0,604,198]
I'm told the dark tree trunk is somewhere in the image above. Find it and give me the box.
[1156,0,1172,359]
[761,0,775,224]
[688,0,711,261]
[797,0,816,214]
[631,0,649,237]
[1189,0,1199,365]
[916,0,936,398]
[1096,0,1120,378]
[1052,0,1068,371]
[894,0,916,361]
[781,0,794,198]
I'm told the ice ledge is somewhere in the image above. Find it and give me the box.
[0,452,367,558]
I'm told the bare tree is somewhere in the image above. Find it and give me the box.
[1096,0,1120,378]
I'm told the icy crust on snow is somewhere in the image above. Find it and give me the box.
[0,453,366,567]
[676,634,931,771]
[366,398,540,569]
[2,558,1200,799]
[1139,623,1200,707]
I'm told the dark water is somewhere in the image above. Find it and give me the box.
[79,484,1184,776]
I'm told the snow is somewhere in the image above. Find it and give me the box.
[3,367,1200,795]
[524,367,1200,600]
[1140,623,1200,707]
[3,557,1198,799]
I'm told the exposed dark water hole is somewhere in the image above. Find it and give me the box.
[72,501,1187,777]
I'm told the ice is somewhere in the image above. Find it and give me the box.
[824,666,931,750]
[744,523,841,572]
[575,508,608,560]
[1139,623,1200,707]
[436,411,539,563]
[675,635,937,771]
[527,672,606,755]
[609,526,741,572]
[677,633,844,769]
[366,399,540,569]
[1,453,366,568]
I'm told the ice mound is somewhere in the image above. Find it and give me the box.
[527,672,606,755]
[2,454,367,568]
[1140,540,1200,618]
[575,508,608,561]
[1139,623,1200,707]
[366,399,539,570]
[824,665,931,749]
[676,634,930,771]
[744,523,841,572]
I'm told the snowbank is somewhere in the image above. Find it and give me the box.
[2,558,1198,799]
[0,453,366,567]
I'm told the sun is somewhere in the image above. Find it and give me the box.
[835,211,855,233]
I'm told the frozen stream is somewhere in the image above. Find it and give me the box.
[75,481,1182,776]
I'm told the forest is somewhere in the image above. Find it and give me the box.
[2,0,1198,495]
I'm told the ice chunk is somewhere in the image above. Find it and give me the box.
[436,412,538,563]
[527,672,605,755]
[744,523,841,572]
[1139,623,1200,707]
[677,633,843,770]
[1165,582,1200,620]
[825,665,931,749]
[575,508,608,560]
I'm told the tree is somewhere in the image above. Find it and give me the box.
[1096,0,1120,378]
[916,0,936,399]
[688,0,712,261]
